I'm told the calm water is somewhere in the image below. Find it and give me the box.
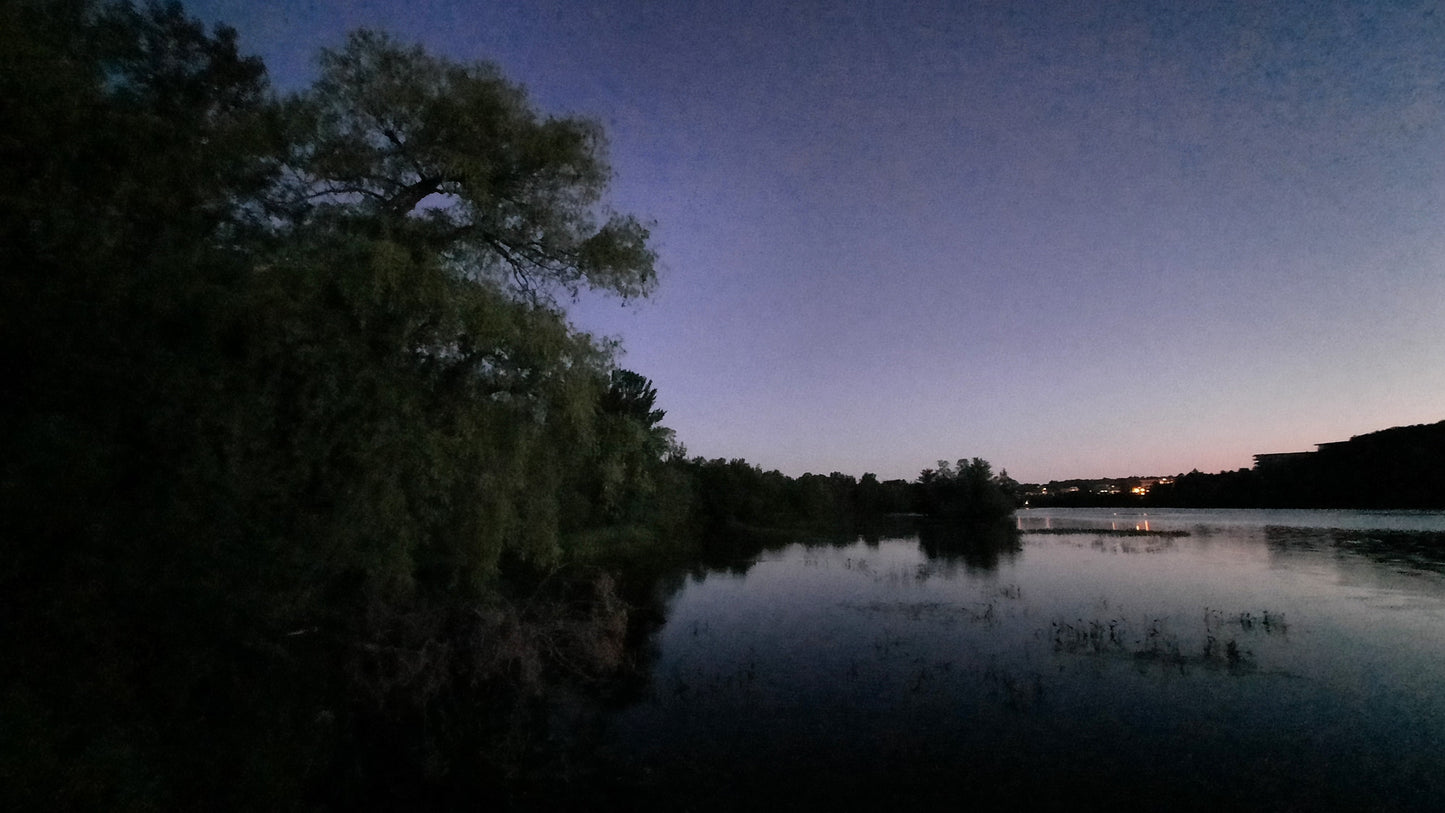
[603,509,1445,810]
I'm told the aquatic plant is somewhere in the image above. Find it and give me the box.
[1048,608,1283,675]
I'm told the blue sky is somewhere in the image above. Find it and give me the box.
[189,0,1445,482]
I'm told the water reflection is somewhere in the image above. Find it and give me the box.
[603,509,1445,810]
[1264,524,1445,572]
[1017,512,1157,533]
[915,518,1021,572]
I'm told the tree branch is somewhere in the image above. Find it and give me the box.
[386,174,442,217]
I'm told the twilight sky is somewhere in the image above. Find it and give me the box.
[188,0,1445,482]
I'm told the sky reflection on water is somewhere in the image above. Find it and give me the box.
[607,509,1445,810]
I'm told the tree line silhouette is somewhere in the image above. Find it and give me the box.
[0,4,1014,807]
[1148,420,1445,509]
[1021,420,1445,510]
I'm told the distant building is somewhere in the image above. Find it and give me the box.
[1253,451,1316,471]
[1256,432,1428,472]
[1245,420,1445,508]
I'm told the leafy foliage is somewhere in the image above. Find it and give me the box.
[1,3,667,807]
[281,29,657,305]
[1,3,1014,807]
[916,457,1019,519]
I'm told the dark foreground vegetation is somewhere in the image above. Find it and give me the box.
[0,3,1017,808]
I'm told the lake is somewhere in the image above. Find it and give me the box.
[599,508,1445,810]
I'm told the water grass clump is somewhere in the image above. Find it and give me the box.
[1048,607,1286,675]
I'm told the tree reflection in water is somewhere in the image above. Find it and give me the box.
[597,511,1445,811]
[916,518,1022,573]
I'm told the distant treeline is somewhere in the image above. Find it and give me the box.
[1025,420,1445,510]
[685,456,1018,531]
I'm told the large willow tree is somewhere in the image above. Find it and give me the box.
[1,3,661,806]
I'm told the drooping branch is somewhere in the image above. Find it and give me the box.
[288,31,655,303]
[386,174,442,217]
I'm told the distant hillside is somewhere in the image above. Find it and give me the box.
[1148,419,1445,509]
[1026,420,1445,510]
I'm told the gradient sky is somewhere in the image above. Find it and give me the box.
[188,0,1445,482]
